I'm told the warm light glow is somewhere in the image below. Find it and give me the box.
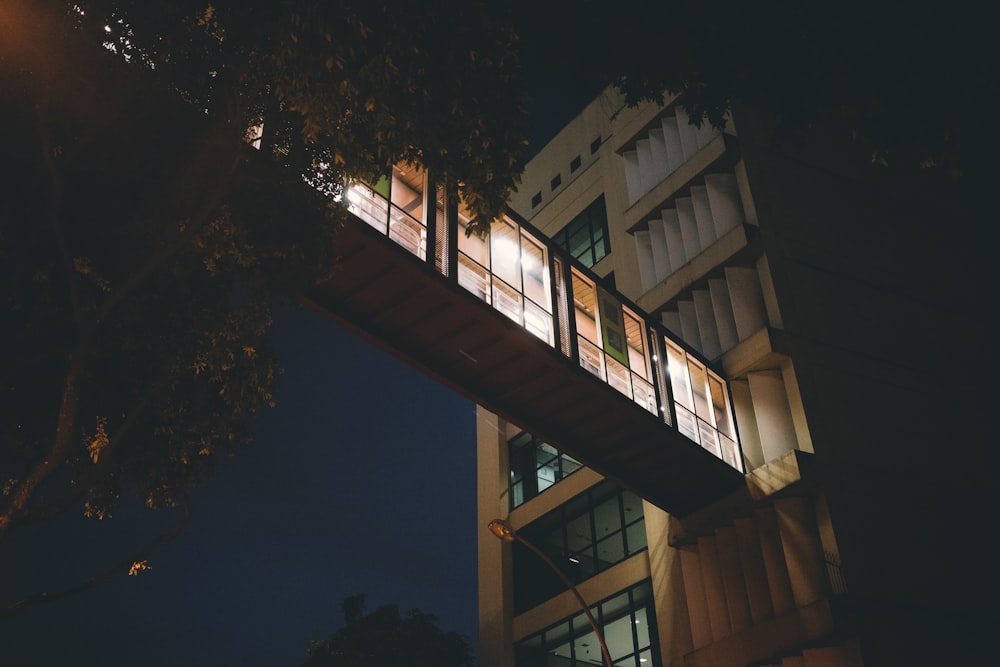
[346,185,365,206]
[488,518,516,542]
[492,235,519,266]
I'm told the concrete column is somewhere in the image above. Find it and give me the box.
[645,506,694,667]
[775,497,828,608]
[476,408,515,667]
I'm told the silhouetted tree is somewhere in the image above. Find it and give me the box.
[0,0,528,611]
[302,595,473,667]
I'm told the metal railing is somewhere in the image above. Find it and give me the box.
[345,170,744,473]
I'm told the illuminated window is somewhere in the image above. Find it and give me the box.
[509,432,583,509]
[570,269,657,414]
[552,195,610,268]
[515,581,659,667]
[456,212,554,346]
[512,482,647,613]
[346,163,427,260]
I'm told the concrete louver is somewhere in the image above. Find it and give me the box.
[623,107,720,205]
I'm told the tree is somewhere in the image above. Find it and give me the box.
[302,595,473,667]
[0,0,529,611]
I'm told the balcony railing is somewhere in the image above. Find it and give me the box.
[345,166,744,473]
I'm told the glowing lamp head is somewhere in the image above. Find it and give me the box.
[488,518,516,542]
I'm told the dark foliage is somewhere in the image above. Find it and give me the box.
[303,595,473,667]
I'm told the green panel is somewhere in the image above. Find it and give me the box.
[371,173,390,199]
[597,285,629,367]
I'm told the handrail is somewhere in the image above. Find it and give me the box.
[344,169,745,473]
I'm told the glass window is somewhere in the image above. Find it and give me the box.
[346,163,427,259]
[552,196,610,268]
[455,212,554,345]
[515,581,659,667]
[509,432,583,509]
[513,482,647,613]
[570,155,582,173]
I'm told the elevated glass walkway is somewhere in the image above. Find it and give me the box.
[306,165,746,516]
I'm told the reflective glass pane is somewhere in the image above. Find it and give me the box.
[524,299,554,345]
[626,521,647,555]
[390,164,424,222]
[708,373,732,437]
[572,270,600,346]
[458,215,489,266]
[687,358,712,421]
[491,217,522,290]
[578,337,605,380]
[675,405,699,443]
[521,231,551,311]
[606,356,632,397]
[596,534,626,568]
[457,254,490,302]
[493,277,523,324]
[388,207,425,259]
[346,183,388,232]
[632,376,657,415]
[698,419,722,457]
[623,308,649,380]
[665,340,693,411]
[603,613,635,662]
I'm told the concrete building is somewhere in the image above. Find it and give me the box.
[476,87,991,667]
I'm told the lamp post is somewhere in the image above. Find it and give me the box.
[488,518,614,667]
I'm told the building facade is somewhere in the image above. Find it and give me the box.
[477,88,991,666]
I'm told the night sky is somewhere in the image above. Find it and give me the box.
[0,11,601,665]
[2,303,479,666]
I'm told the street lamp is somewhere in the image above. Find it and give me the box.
[487,518,614,667]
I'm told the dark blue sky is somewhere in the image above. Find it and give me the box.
[2,302,479,666]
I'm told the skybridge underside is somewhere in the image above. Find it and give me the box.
[306,218,744,517]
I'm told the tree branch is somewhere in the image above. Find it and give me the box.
[0,138,243,540]
[2,496,194,618]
